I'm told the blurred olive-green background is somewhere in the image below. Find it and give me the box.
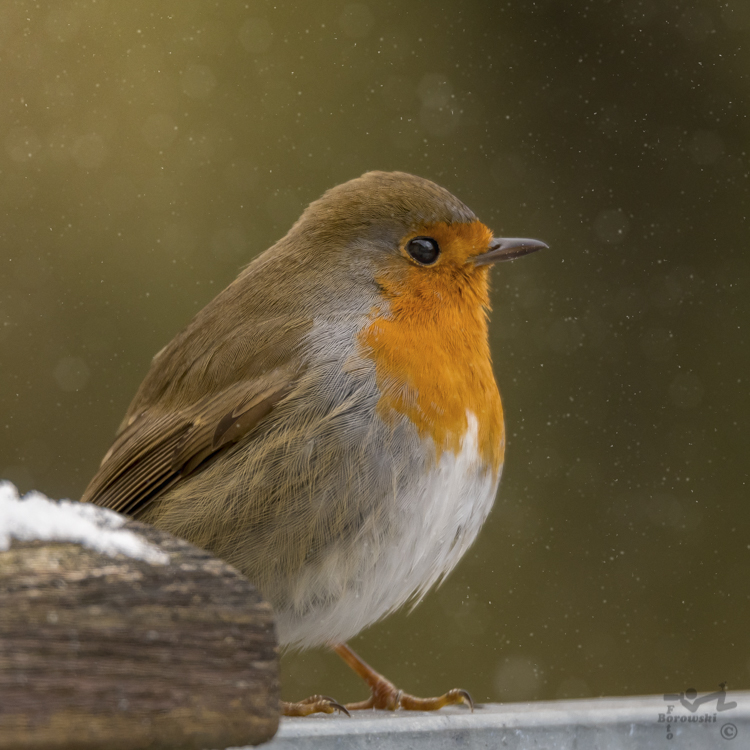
[2,0,749,704]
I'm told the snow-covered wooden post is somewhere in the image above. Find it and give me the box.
[0,483,279,750]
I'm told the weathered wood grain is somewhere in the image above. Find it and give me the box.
[0,519,279,750]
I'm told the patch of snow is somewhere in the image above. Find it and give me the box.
[0,481,169,565]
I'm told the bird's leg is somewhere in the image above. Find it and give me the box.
[281,695,350,717]
[332,642,474,712]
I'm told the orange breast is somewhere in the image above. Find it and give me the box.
[358,221,504,474]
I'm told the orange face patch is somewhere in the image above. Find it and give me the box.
[359,220,504,474]
[404,220,494,266]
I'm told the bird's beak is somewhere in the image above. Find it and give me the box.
[472,237,548,267]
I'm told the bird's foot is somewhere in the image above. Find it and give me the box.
[281,695,350,717]
[333,642,474,712]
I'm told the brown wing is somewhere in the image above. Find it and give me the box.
[82,371,294,517]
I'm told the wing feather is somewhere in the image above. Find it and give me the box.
[82,371,296,517]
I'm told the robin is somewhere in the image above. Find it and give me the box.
[82,171,545,715]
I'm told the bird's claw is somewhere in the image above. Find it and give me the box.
[281,694,351,717]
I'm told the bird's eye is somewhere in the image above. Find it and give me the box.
[406,236,440,265]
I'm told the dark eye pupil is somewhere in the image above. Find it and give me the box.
[407,237,440,265]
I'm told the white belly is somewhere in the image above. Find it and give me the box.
[277,412,501,648]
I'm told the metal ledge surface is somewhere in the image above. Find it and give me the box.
[261,691,750,749]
